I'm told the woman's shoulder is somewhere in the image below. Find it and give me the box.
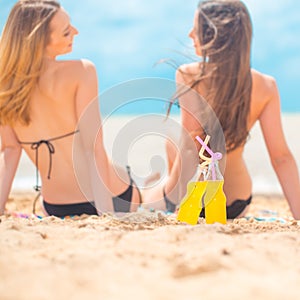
[38,59,98,103]
[176,62,202,84]
[178,62,201,74]
[249,69,279,123]
[251,69,278,104]
[251,68,277,92]
[44,59,98,91]
[56,59,97,78]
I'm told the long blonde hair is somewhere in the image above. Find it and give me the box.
[0,0,60,126]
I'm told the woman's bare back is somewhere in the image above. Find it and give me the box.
[13,60,93,203]
[178,63,279,204]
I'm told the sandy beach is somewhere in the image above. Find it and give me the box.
[1,114,300,299]
[1,192,300,300]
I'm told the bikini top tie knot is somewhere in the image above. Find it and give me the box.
[31,140,55,153]
[19,130,79,192]
[31,139,55,180]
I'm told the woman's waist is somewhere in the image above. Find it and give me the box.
[223,154,252,197]
[40,179,93,205]
[223,170,252,204]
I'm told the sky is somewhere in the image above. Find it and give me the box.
[1,0,300,112]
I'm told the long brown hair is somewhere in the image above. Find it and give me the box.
[171,0,253,152]
[0,0,60,126]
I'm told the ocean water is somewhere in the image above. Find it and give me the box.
[1,0,300,112]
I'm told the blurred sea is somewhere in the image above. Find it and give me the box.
[1,0,300,112]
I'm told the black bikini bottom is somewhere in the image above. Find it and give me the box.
[199,195,252,219]
[43,184,138,217]
[164,191,252,219]
[42,166,142,217]
[43,200,98,217]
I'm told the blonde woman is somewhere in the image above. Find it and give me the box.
[0,0,141,217]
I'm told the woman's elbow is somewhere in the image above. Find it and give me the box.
[7,146,22,160]
[1,141,20,151]
[270,150,294,169]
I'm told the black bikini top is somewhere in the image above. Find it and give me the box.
[19,130,79,191]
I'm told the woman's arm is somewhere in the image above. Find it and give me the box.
[0,126,22,214]
[74,59,113,213]
[259,77,300,219]
[163,68,201,201]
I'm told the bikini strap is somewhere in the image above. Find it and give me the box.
[19,130,79,191]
